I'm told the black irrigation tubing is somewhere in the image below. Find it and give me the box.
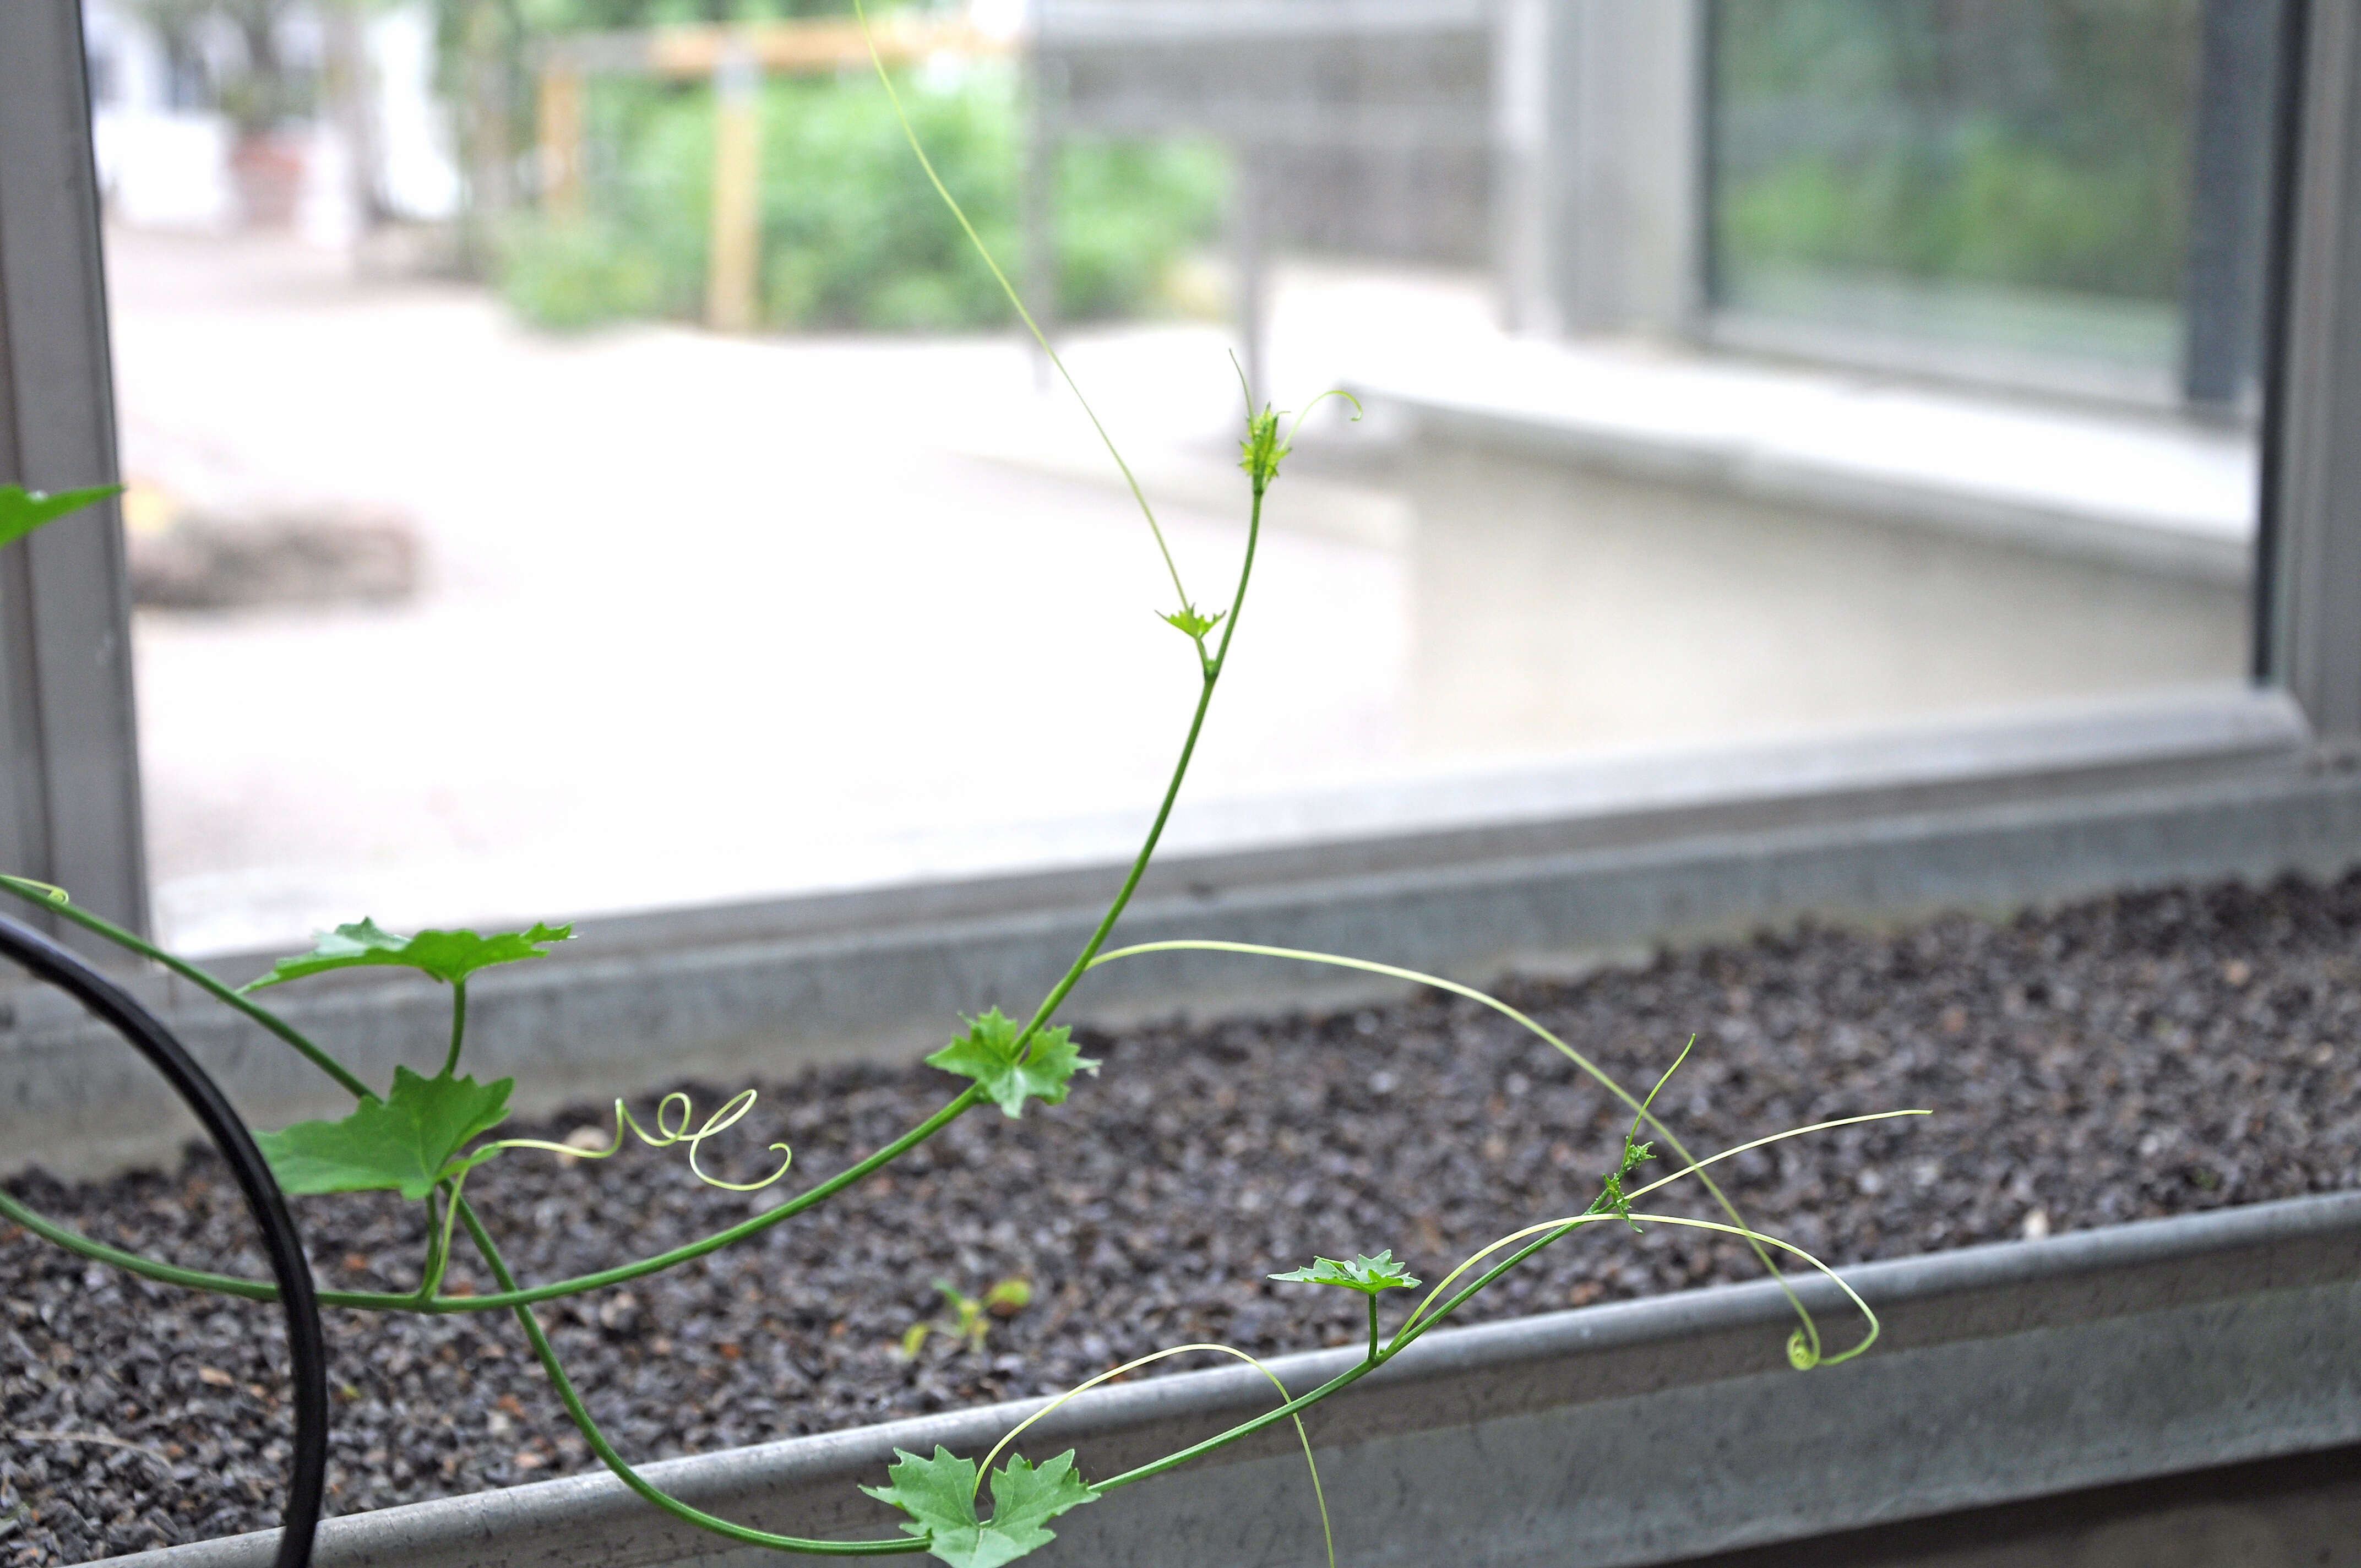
[0,914,327,1568]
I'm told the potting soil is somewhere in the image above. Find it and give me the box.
[6,873,2358,1562]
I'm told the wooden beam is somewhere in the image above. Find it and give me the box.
[537,67,586,220]
[533,18,1008,79]
[706,47,763,333]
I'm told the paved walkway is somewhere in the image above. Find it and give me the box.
[106,231,2249,953]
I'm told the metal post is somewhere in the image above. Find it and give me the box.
[1492,0,1560,335]
[1552,0,1704,338]
[2185,0,2286,410]
[0,0,150,943]
[2268,0,2361,746]
[706,39,763,334]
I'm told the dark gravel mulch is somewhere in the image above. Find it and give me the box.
[6,872,2359,1562]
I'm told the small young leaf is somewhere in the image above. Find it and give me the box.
[255,1066,513,1200]
[1589,1133,1658,1232]
[926,1008,1100,1119]
[1159,603,1223,641]
[1268,1249,1421,1295]
[861,1446,1097,1568]
[244,918,573,992]
[1239,406,1290,487]
[0,484,122,551]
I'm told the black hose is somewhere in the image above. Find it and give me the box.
[0,914,326,1568]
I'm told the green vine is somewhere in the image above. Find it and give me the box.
[0,13,1928,1562]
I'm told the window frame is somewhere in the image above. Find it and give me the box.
[0,0,148,944]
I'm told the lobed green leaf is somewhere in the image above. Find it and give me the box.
[1159,603,1223,641]
[1269,1248,1421,1294]
[861,1446,1097,1568]
[255,1066,513,1200]
[244,917,573,991]
[927,1008,1100,1118]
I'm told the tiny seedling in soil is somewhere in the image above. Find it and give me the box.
[0,13,1923,1564]
[902,1278,1034,1360]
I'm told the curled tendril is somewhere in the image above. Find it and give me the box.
[0,874,69,905]
[492,1090,793,1193]
[1283,387,1364,450]
[1226,353,1363,492]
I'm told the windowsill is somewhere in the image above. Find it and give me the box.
[42,681,2310,995]
[1343,329,2257,584]
[4,680,2344,1177]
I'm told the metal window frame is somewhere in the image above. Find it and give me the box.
[0,0,148,943]
[2267,0,2361,743]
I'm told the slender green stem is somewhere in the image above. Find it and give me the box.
[1003,673,1215,1063]
[1096,1032,1897,1493]
[0,875,374,1101]
[850,0,1190,616]
[1103,1215,1547,1495]
[443,980,467,1077]
[1108,1205,1803,1496]
[15,1104,1920,1326]
[0,867,988,1313]
[972,1341,1337,1568]
[1097,1359,1375,1494]
[456,1201,922,1555]
[1086,939,1835,1365]
[1386,1218,1593,1361]
[416,1175,470,1302]
[417,1187,448,1301]
[409,1083,977,1310]
[0,1188,276,1302]
[1208,480,1266,678]
[2,1087,986,1313]
[1002,470,1267,1064]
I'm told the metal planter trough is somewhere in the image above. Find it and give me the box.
[116,1191,2361,1568]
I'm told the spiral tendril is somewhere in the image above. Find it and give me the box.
[492,1090,793,1193]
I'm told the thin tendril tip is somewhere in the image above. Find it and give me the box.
[491,1089,793,1193]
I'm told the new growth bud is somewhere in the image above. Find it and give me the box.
[1239,406,1290,489]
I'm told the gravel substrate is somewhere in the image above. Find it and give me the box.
[7,872,2361,1562]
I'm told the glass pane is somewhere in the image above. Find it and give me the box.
[79,0,2278,954]
[1710,0,2284,406]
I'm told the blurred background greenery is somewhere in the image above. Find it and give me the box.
[1710,0,2205,369]
[499,66,1226,333]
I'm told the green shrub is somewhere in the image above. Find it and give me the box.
[498,214,677,330]
[1712,0,2198,305]
[1720,129,2184,301]
[499,63,1226,333]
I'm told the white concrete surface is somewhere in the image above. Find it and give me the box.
[1346,312,2258,580]
[105,233,2252,954]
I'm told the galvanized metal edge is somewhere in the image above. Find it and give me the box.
[109,1190,2361,1568]
[7,742,2358,1178]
